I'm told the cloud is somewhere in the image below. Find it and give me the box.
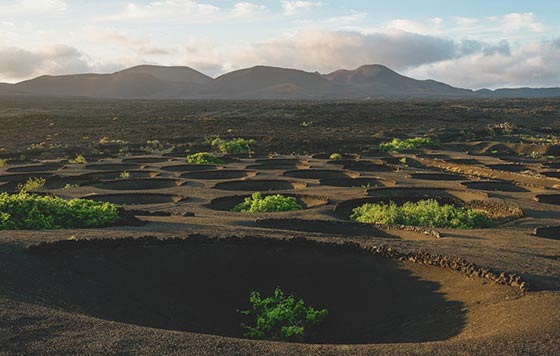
[281,1,322,16]
[232,2,265,18]
[97,0,220,22]
[405,39,560,89]
[499,12,543,33]
[386,18,443,35]
[82,26,176,56]
[0,45,91,82]
[0,0,67,15]
[201,30,463,74]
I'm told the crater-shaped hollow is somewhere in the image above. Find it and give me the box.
[461,181,529,192]
[408,173,465,181]
[255,218,390,237]
[343,162,393,172]
[284,169,358,180]
[0,173,54,191]
[24,237,516,344]
[44,175,98,190]
[122,157,173,164]
[246,163,309,170]
[540,171,560,179]
[208,193,328,211]
[312,153,359,160]
[534,194,560,206]
[533,226,560,240]
[319,177,392,188]
[213,179,306,191]
[255,158,301,165]
[84,163,142,171]
[6,164,63,173]
[83,193,186,205]
[97,178,185,191]
[445,158,481,165]
[79,170,160,181]
[181,170,257,180]
[161,164,221,172]
[486,164,530,173]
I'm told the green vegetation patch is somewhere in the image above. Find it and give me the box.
[241,288,328,341]
[211,137,255,154]
[232,193,303,213]
[17,177,46,193]
[186,152,224,165]
[350,199,493,229]
[379,137,437,152]
[0,192,121,230]
[68,154,87,164]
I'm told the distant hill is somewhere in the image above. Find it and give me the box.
[324,65,473,98]
[1,64,559,99]
[205,66,332,99]
[117,65,212,85]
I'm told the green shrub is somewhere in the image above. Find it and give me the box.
[0,159,6,167]
[350,199,493,229]
[232,193,303,213]
[68,154,87,164]
[0,192,121,230]
[241,288,328,341]
[379,137,437,152]
[211,137,255,155]
[186,152,224,165]
[17,177,46,193]
[329,153,343,160]
[119,171,130,179]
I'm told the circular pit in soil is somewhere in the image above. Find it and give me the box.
[23,236,513,344]
[213,179,306,191]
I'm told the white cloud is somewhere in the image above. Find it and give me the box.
[406,39,560,89]
[281,1,322,16]
[82,27,146,47]
[97,0,220,22]
[386,17,443,35]
[454,17,479,27]
[0,45,91,82]
[0,0,67,15]
[232,2,265,17]
[499,12,543,33]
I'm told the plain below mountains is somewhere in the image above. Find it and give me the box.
[1,64,559,100]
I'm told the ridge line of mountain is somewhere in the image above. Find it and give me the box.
[1,64,559,99]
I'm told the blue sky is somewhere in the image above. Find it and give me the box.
[1,0,560,88]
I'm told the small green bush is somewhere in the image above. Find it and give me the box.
[68,154,87,164]
[186,152,224,165]
[119,171,130,179]
[379,137,437,152]
[350,199,493,229]
[232,193,303,213]
[0,159,7,167]
[0,192,121,230]
[17,177,46,193]
[211,137,255,154]
[241,288,328,341]
[329,153,343,160]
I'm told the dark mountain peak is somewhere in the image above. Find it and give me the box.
[116,64,212,84]
[2,64,559,99]
[325,64,402,84]
[209,65,330,98]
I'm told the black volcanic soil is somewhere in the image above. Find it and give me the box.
[16,238,477,344]
[0,98,560,355]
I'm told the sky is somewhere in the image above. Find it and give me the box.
[1,0,560,88]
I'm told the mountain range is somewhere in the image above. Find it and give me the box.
[1,64,559,100]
